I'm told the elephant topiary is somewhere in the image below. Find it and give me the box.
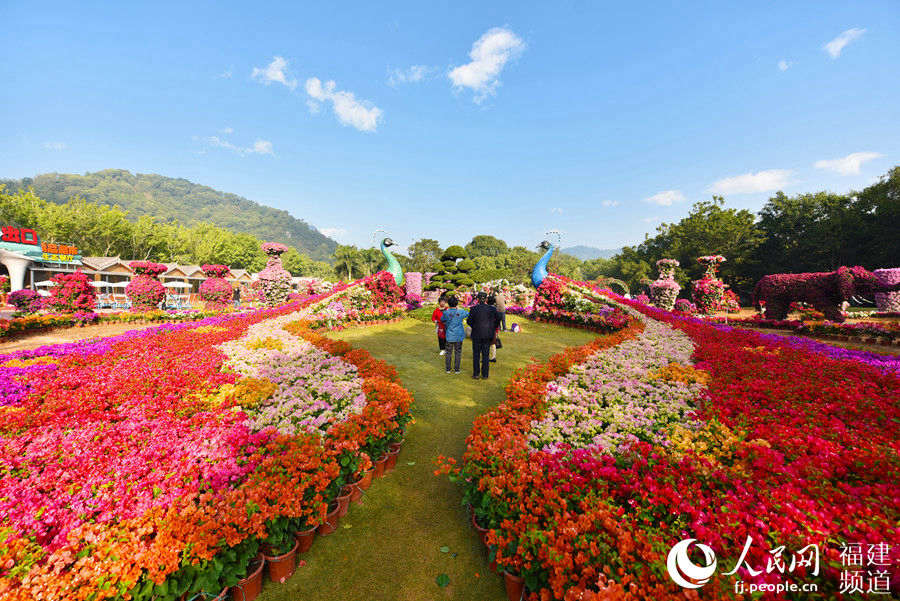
[753,266,900,322]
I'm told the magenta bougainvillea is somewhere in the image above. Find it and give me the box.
[256,242,292,306]
[692,275,726,314]
[126,261,167,311]
[47,271,96,313]
[404,272,423,297]
[199,264,232,310]
[754,266,900,322]
[8,289,43,314]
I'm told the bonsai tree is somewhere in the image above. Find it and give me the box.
[425,245,474,291]
[47,271,97,313]
[199,264,232,310]
[126,261,167,311]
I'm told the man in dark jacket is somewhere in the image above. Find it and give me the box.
[466,291,500,380]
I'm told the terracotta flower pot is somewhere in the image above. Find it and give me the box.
[471,511,489,545]
[317,501,341,536]
[503,571,525,601]
[356,469,374,491]
[345,477,363,503]
[294,526,316,554]
[336,488,352,517]
[263,538,299,584]
[384,448,400,473]
[373,453,388,478]
[231,554,264,601]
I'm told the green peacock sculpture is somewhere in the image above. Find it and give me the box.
[380,237,404,286]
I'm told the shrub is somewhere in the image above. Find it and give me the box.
[199,264,232,310]
[47,271,97,313]
[257,242,293,307]
[126,262,167,311]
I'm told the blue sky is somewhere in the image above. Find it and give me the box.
[2,1,898,252]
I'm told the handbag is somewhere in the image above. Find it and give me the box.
[494,335,502,349]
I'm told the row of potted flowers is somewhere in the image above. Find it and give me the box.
[445,281,899,600]
[0,286,414,600]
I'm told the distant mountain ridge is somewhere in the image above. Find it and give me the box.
[0,169,337,261]
[561,245,620,260]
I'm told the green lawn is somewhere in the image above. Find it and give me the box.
[258,316,596,601]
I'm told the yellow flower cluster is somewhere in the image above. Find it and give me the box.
[647,362,711,386]
[667,418,746,474]
[192,325,228,334]
[190,376,277,409]
[741,345,782,356]
[245,336,284,351]
[1,356,60,368]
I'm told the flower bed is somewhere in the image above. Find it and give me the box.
[448,281,899,599]
[706,314,900,343]
[0,296,413,600]
[0,309,234,339]
[532,274,630,332]
[303,271,406,329]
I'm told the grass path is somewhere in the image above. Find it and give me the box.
[258,317,595,601]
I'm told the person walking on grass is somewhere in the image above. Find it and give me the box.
[440,296,468,374]
[432,296,448,355]
[467,291,500,380]
[494,290,506,331]
[487,294,501,363]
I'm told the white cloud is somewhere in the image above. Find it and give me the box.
[204,135,274,156]
[388,65,431,86]
[601,200,620,208]
[778,60,791,71]
[550,207,563,214]
[642,216,661,224]
[42,141,66,151]
[251,56,298,90]
[449,27,524,103]
[708,169,791,194]
[824,28,865,59]
[814,152,881,175]
[218,69,232,79]
[644,190,685,206]
[248,139,274,155]
[320,227,348,239]
[305,77,382,132]
[220,127,234,134]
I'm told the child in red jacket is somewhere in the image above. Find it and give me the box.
[432,297,448,355]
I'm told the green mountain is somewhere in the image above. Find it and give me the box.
[0,169,337,261]
[561,245,621,260]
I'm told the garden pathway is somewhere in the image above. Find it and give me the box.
[257,317,596,601]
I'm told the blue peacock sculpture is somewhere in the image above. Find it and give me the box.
[531,240,554,288]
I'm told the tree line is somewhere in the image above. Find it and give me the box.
[0,187,333,277]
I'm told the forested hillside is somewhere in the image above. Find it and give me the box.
[0,169,336,261]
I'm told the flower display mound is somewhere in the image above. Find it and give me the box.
[448,281,899,600]
[199,264,232,310]
[302,271,407,329]
[754,265,900,322]
[0,297,413,600]
[256,242,292,307]
[126,261,167,311]
[532,273,630,331]
[874,267,900,313]
[46,270,97,312]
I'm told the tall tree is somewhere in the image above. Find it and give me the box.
[333,245,361,281]
[407,238,443,273]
